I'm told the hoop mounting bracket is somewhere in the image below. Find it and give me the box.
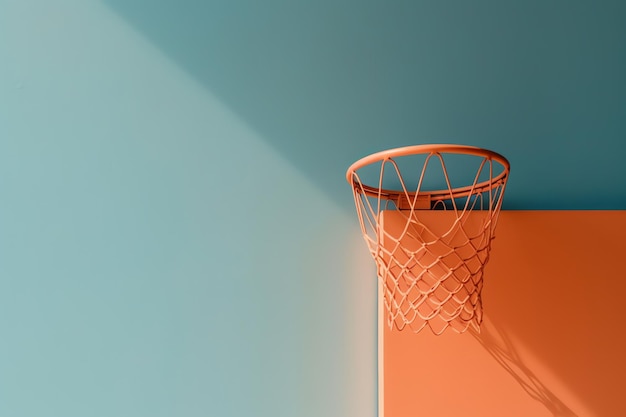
[396,194,431,210]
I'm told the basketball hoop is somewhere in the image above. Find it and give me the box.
[347,145,510,334]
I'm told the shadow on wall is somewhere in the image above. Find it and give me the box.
[471,319,577,417]
[102,0,626,210]
[483,211,626,416]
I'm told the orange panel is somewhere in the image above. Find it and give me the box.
[381,211,626,417]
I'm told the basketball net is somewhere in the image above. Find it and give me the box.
[348,146,509,334]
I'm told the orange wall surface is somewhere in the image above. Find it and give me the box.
[382,211,626,417]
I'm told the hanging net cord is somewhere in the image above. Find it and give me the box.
[349,150,509,335]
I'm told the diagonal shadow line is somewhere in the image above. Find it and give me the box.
[100,0,626,211]
[470,317,578,417]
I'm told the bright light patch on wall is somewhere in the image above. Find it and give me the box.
[0,1,374,416]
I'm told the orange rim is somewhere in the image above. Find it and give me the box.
[346,144,510,201]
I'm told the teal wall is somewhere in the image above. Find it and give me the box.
[0,1,375,416]
[102,0,626,209]
[0,1,624,416]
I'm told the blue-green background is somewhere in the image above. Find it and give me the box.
[1,1,624,416]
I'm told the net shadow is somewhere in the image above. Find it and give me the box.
[470,317,578,417]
